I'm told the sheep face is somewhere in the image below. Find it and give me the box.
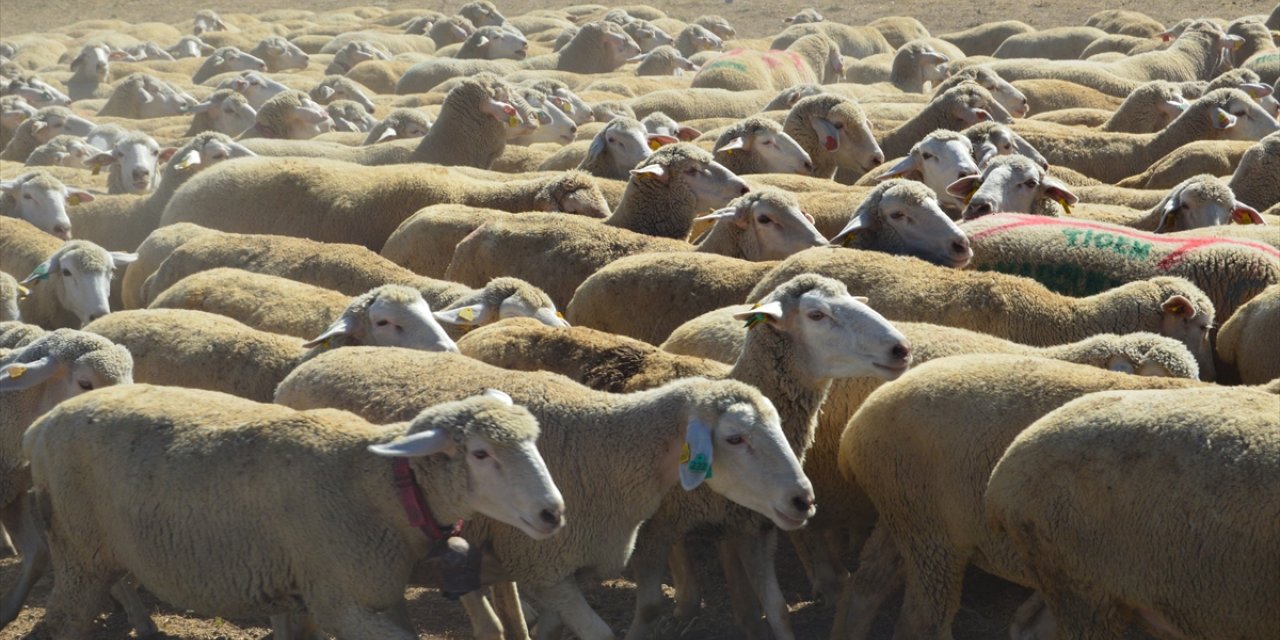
[326,101,377,133]
[472,27,529,60]
[305,286,459,354]
[538,175,609,219]
[24,243,135,327]
[948,68,1030,118]
[89,136,166,194]
[679,25,723,55]
[679,388,814,530]
[551,88,594,126]
[632,144,751,212]
[192,10,228,36]
[129,76,197,119]
[627,22,674,53]
[70,44,112,82]
[1153,176,1262,232]
[459,1,506,28]
[0,98,37,131]
[29,110,95,144]
[0,173,83,239]
[1192,88,1280,141]
[697,192,827,260]
[209,48,268,76]
[282,97,333,139]
[512,91,576,145]
[328,41,389,75]
[311,79,375,113]
[916,49,950,86]
[0,335,133,408]
[189,91,257,135]
[715,120,813,175]
[583,118,670,177]
[880,133,980,212]
[836,180,974,267]
[785,9,824,25]
[965,122,1048,169]
[949,156,1078,220]
[7,77,70,108]
[256,37,309,72]
[169,35,214,59]
[600,25,643,67]
[169,135,254,174]
[695,16,736,40]
[221,71,285,109]
[429,17,476,47]
[436,283,570,331]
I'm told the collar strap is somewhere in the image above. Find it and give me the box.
[392,458,463,541]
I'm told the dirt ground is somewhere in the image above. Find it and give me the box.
[0,0,1259,638]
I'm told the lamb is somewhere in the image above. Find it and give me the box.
[634,45,698,76]
[783,94,885,179]
[183,89,257,136]
[834,355,1206,640]
[0,273,20,322]
[878,82,1016,160]
[323,40,390,76]
[25,384,563,639]
[712,116,812,176]
[770,22,893,59]
[1230,131,1280,210]
[455,275,909,640]
[444,188,820,307]
[938,20,1036,57]
[190,46,266,84]
[249,35,309,72]
[0,221,134,329]
[95,73,195,119]
[947,155,1079,220]
[273,350,813,640]
[67,132,254,252]
[1,170,84,239]
[0,328,133,627]
[0,107,96,163]
[160,159,607,251]
[985,385,1279,640]
[362,108,431,145]
[1013,88,1280,183]
[691,34,843,92]
[993,26,1110,59]
[66,44,121,100]
[24,135,105,170]
[236,90,332,139]
[962,213,1279,335]
[870,130,980,213]
[325,99,377,133]
[136,230,570,332]
[1027,80,1189,132]
[1216,284,1280,383]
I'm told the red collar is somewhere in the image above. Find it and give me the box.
[392,458,464,541]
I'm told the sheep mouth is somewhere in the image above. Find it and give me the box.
[132,178,151,190]
[514,48,529,59]
[771,507,809,531]
[873,361,910,376]
[519,515,561,538]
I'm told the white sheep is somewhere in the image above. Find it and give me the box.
[84,130,171,195]
[0,170,85,239]
[249,35,309,72]
[0,221,134,329]
[362,108,431,145]
[221,70,288,109]
[1,107,96,163]
[237,89,332,140]
[712,116,812,176]
[191,46,266,84]
[183,88,257,136]
[25,384,564,639]
[96,72,196,119]
[871,130,980,213]
[22,135,105,171]
[947,155,1079,220]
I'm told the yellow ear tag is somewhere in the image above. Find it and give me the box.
[17,285,30,300]
[1052,195,1072,215]
[175,157,195,171]
[507,115,521,128]
[965,181,980,205]
[457,307,476,323]
[558,101,573,114]
[680,442,691,464]
[555,311,565,319]
[648,138,662,151]
[1233,210,1254,225]
[1217,111,1231,128]
[91,163,102,176]
[320,337,332,350]
[1167,303,1184,315]
[6,365,26,379]
[67,194,82,206]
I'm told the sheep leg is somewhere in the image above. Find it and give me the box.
[532,609,564,640]
[461,591,506,640]
[891,535,965,640]
[309,598,416,640]
[109,576,157,637]
[717,535,771,640]
[732,528,795,640]
[830,524,904,640]
[0,493,48,628]
[45,555,115,640]
[669,538,703,619]
[790,527,846,606]
[527,579,614,640]
[623,529,679,640]
[491,581,532,640]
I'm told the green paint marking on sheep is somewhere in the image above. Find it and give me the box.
[1060,229,1153,261]
[980,261,1126,297]
[705,60,749,74]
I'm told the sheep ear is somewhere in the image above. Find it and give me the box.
[0,357,61,392]
[376,126,399,142]
[66,188,95,206]
[210,54,225,66]
[433,303,492,327]
[732,300,784,323]
[810,116,839,151]
[87,152,117,169]
[369,428,456,458]
[137,88,154,104]
[920,51,949,65]
[1161,295,1197,319]
[957,106,992,125]
[1041,177,1077,205]
[70,54,84,71]
[1231,202,1264,225]
[1106,355,1137,374]
[946,175,981,198]
[226,142,255,158]
[482,388,514,406]
[679,416,714,490]
[1162,99,1188,113]
[315,85,335,101]
[158,147,178,164]
[480,98,520,125]
[108,49,131,61]
[693,206,742,227]
[1157,30,1175,42]
[1220,34,1244,50]
[0,180,16,194]
[876,154,919,180]
[1156,193,1181,231]
[1239,83,1273,99]
[21,256,56,285]
[646,134,678,150]
[717,135,748,153]
[830,203,877,246]
[172,149,202,170]
[584,133,608,163]
[302,313,360,348]
[1209,107,1237,130]
[475,34,490,48]
[676,126,701,141]
[630,163,667,182]
[109,252,138,268]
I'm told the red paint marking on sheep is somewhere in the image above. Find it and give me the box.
[966,214,1280,270]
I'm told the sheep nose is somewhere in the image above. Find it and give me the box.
[539,507,563,528]
[952,237,971,257]
[133,168,150,180]
[803,160,814,172]
[964,200,993,219]
[870,152,885,166]
[791,493,815,514]
[891,342,911,360]
[739,185,750,195]
[569,125,578,135]
[53,225,71,239]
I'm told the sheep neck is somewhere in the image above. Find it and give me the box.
[729,324,829,457]
[604,180,697,240]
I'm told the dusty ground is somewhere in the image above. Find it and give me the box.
[0,0,1258,638]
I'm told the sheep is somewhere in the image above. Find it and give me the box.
[1014,89,1280,183]
[319,31,435,57]
[324,40,390,76]
[456,26,529,60]
[870,130,980,213]
[1230,131,1280,210]
[191,9,228,36]
[136,229,570,333]
[712,116,812,176]
[167,35,215,59]
[962,211,1278,327]
[784,8,824,25]
[834,355,1206,640]
[182,88,257,136]
[273,349,814,640]
[938,20,1036,57]
[983,21,1246,97]
[1216,283,1280,383]
[325,99,376,133]
[83,131,170,195]
[507,88,577,146]
[236,89,332,140]
[25,383,563,639]
[456,274,909,640]
[986,385,1279,640]
[1072,175,1265,232]
[829,180,973,267]
[851,40,951,93]
[86,284,461,401]
[1028,80,1189,132]
[23,135,104,170]
[0,321,44,351]
[161,158,606,251]
[97,72,195,120]
[0,273,20,322]
[620,19,675,54]
[879,82,1016,160]
[691,34,843,92]
[626,87,776,121]
[380,205,534,278]
[868,16,932,49]
[1115,140,1255,189]
[66,43,122,100]
[362,108,430,145]
[191,46,266,84]
[460,0,507,28]
[66,132,254,252]
[309,75,376,113]
[3,76,70,109]
[783,94,885,179]
[143,268,353,338]
[993,26,1110,59]
[1086,9,1168,38]
[0,107,96,163]
[519,79,595,126]
[423,15,477,48]
[0,328,134,627]
[640,111,700,142]
[771,22,893,59]
[634,45,698,76]
[445,188,821,307]
[693,15,735,40]
[522,20,642,74]
[249,35,309,72]
[0,96,37,151]
[0,223,135,329]
[947,155,1079,220]
[1,170,85,239]
[673,24,722,58]
[1013,78,1126,114]
[537,118,669,179]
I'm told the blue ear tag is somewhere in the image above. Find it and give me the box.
[25,263,51,283]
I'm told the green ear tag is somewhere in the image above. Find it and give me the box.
[687,452,710,475]
[743,312,768,329]
[29,263,50,281]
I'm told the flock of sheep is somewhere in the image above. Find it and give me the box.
[0,1,1278,639]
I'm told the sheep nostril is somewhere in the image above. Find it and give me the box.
[892,343,911,360]
[539,508,563,527]
[952,240,970,255]
[740,185,750,195]
[791,495,813,513]
[871,153,885,165]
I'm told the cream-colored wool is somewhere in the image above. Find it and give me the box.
[770,22,893,59]
[938,21,1035,57]
[992,26,1109,60]
[692,34,843,92]
[1216,284,1280,383]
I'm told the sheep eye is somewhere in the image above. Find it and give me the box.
[756,215,771,224]
[375,319,390,327]
[833,122,845,130]
[1023,180,1038,188]
[1231,111,1246,118]
[921,152,933,160]
[807,310,826,321]
[78,380,93,391]
[726,434,745,445]
[61,268,71,276]
[472,449,490,460]
[22,193,32,200]
[685,167,699,176]
[889,211,905,220]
